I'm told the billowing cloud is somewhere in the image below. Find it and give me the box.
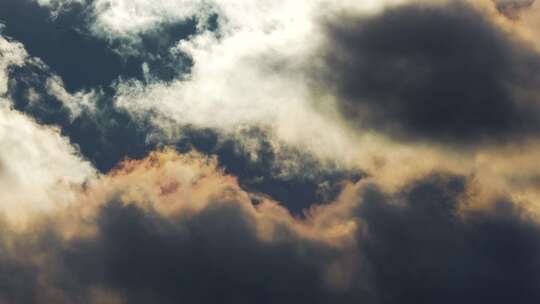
[0,150,538,303]
[317,1,540,145]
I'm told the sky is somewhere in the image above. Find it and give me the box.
[1,0,540,303]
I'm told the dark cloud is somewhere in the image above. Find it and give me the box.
[60,201,359,304]
[0,220,61,304]
[357,173,540,303]
[0,251,38,304]
[0,200,366,303]
[2,171,540,303]
[319,2,540,145]
[0,0,196,91]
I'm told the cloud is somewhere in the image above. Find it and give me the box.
[2,18,363,214]
[89,0,208,37]
[2,0,378,174]
[0,149,539,303]
[3,2,540,302]
[5,0,540,213]
[317,1,540,145]
[102,0,373,171]
[0,149,366,303]
[0,104,95,222]
[0,35,27,95]
[5,56,363,212]
[356,173,540,303]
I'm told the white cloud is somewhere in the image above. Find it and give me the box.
[0,36,27,95]
[90,0,207,38]
[25,0,406,168]
[46,75,98,118]
[105,0,373,165]
[0,34,97,224]
[0,104,96,223]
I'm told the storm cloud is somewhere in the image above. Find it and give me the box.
[320,1,540,145]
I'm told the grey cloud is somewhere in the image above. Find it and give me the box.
[318,1,540,146]
[357,173,540,303]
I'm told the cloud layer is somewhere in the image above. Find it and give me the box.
[0,151,539,303]
[2,0,540,303]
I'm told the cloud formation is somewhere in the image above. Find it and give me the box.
[2,0,540,303]
[318,1,540,145]
[0,151,538,303]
